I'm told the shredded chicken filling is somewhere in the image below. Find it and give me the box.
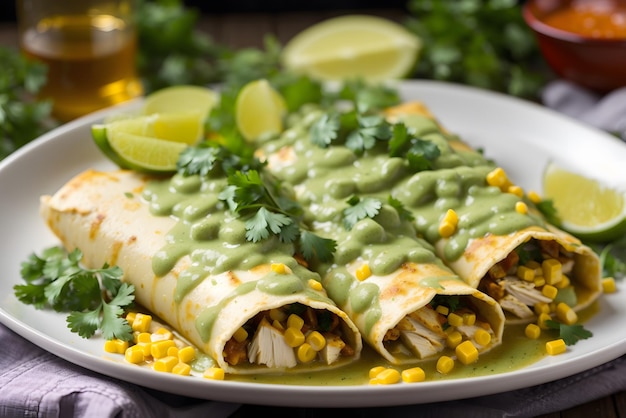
[223,303,354,368]
[478,239,577,319]
[383,299,495,360]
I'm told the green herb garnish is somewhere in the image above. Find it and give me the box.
[15,246,134,341]
[545,319,593,346]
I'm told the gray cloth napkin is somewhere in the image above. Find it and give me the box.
[3,80,626,418]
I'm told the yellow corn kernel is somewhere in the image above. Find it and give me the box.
[131,313,152,333]
[402,367,426,383]
[287,314,304,330]
[151,340,177,359]
[527,190,542,204]
[284,327,305,347]
[125,312,136,325]
[525,323,541,339]
[172,362,191,376]
[555,275,571,289]
[136,342,152,357]
[151,327,173,341]
[356,264,372,281]
[602,277,617,294]
[178,346,196,364]
[104,338,129,354]
[455,340,479,365]
[462,312,476,326]
[271,263,287,274]
[435,305,449,316]
[546,339,567,355]
[297,343,317,363]
[370,368,401,385]
[233,327,248,343]
[447,312,463,327]
[517,265,535,281]
[486,167,510,189]
[534,276,546,288]
[167,346,179,357]
[269,308,287,322]
[272,320,285,331]
[474,329,491,346]
[308,279,323,291]
[438,209,459,238]
[436,356,455,374]
[446,331,463,349]
[369,366,387,379]
[508,185,524,198]
[542,259,562,285]
[135,332,151,344]
[438,221,456,238]
[534,302,551,316]
[124,346,145,364]
[306,331,326,351]
[515,201,528,214]
[203,367,225,380]
[542,284,558,300]
[538,312,552,330]
[153,355,179,372]
[556,302,578,325]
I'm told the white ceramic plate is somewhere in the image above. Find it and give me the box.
[1,80,625,408]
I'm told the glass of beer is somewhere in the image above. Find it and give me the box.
[16,0,143,122]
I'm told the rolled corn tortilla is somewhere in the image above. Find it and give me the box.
[383,103,602,323]
[319,219,505,365]
[40,169,362,374]
[258,102,602,326]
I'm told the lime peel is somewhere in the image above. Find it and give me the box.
[543,162,626,242]
[282,14,421,82]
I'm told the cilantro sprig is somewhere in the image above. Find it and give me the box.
[15,246,135,341]
[220,170,336,262]
[546,320,593,346]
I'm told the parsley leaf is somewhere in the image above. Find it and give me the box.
[14,247,135,341]
[546,320,593,346]
[343,196,383,230]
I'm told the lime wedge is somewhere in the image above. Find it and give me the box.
[543,162,626,242]
[98,113,204,145]
[105,130,187,173]
[142,85,217,117]
[281,15,421,82]
[235,79,287,142]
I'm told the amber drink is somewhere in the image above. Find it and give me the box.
[17,1,143,122]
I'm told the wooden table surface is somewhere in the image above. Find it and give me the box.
[1,8,625,418]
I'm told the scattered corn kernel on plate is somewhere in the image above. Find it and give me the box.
[1,81,625,408]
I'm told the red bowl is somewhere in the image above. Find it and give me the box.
[523,0,626,92]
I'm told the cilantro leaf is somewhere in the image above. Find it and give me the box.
[388,196,415,222]
[14,246,135,341]
[310,113,340,148]
[299,230,337,263]
[343,196,383,230]
[245,207,294,242]
[546,320,593,346]
[389,123,441,171]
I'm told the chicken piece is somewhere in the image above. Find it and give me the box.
[398,316,446,359]
[320,333,346,365]
[407,305,446,335]
[247,318,297,368]
[499,294,536,319]
[501,277,552,306]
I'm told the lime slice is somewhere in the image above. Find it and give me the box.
[543,162,626,242]
[281,15,421,82]
[142,85,217,117]
[105,130,187,173]
[98,113,204,145]
[235,79,287,142]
